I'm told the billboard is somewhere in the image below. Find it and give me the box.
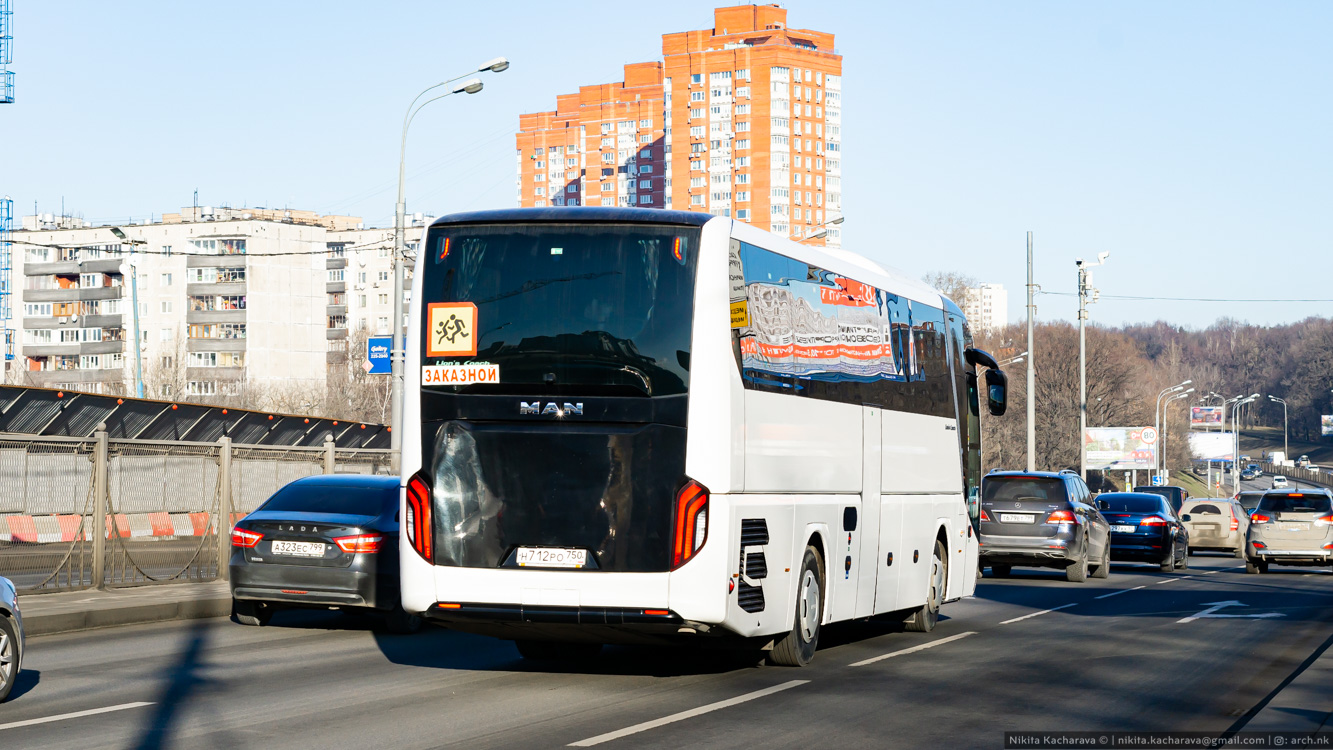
[1323,415,1333,437]
[1190,406,1224,428]
[1189,432,1235,461]
[1085,427,1158,470]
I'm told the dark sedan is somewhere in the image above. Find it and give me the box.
[1100,492,1189,571]
[229,475,421,633]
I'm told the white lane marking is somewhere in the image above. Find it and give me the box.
[999,603,1076,625]
[568,681,809,747]
[0,702,154,732]
[848,631,977,667]
[1178,600,1285,624]
[1095,585,1146,600]
[1156,577,1181,585]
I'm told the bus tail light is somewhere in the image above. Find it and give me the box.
[406,472,433,562]
[231,527,263,548]
[672,480,709,569]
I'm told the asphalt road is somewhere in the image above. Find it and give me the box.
[2,551,1330,750]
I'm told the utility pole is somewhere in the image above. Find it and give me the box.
[1026,231,1035,472]
[110,227,145,398]
[1076,252,1108,481]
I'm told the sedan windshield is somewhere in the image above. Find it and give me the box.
[259,485,391,516]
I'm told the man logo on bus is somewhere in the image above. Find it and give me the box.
[436,314,469,346]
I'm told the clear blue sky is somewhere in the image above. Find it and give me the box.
[4,1,1330,328]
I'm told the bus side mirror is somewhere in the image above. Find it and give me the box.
[984,368,1007,416]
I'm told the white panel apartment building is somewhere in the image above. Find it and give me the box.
[962,283,1008,336]
[9,207,422,399]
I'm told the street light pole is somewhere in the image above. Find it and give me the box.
[1154,380,1191,480]
[1076,252,1108,481]
[1269,396,1288,461]
[109,227,145,398]
[796,215,843,243]
[1161,389,1194,482]
[1026,231,1036,472]
[389,58,508,472]
[1231,393,1259,494]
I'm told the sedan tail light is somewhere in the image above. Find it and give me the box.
[1139,516,1168,526]
[671,480,709,569]
[1044,509,1077,525]
[1251,513,1271,525]
[405,472,433,562]
[231,527,263,548]
[334,533,382,554]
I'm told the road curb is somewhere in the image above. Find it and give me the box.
[20,588,232,637]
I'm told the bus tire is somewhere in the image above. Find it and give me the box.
[515,640,602,661]
[769,545,824,667]
[905,539,947,633]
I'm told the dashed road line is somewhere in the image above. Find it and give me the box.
[0,702,154,732]
[1156,577,1182,585]
[848,631,977,667]
[568,681,809,747]
[999,603,1076,625]
[1095,585,1146,600]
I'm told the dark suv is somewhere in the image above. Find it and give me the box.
[1133,485,1189,514]
[979,471,1113,582]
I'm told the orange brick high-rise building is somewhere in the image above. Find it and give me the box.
[515,4,842,247]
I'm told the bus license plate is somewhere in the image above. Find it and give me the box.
[271,541,325,557]
[999,513,1034,524]
[516,547,587,569]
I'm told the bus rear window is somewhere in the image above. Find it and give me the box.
[420,223,699,396]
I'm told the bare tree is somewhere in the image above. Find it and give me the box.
[922,270,978,306]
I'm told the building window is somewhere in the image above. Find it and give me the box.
[187,381,217,396]
[736,139,750,150]
[378,271,389,282]
[160,301,172,314]
[691,73,702,85]
[160,273,173,286]
[328,269,344,282]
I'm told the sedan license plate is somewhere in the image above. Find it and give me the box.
[998,513,1034,524]
[1113,525,1137,533]
[271,540,325,557]
[1281,523,1310,532]
[516,547,587,569]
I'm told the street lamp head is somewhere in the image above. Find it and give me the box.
[830,216,844,225]
[807,229,828,240]
[478,57,510,73]
[454,78,484,95]
[1097,251,1110,264]
[1180,379,1192,386]
[109,227,128,240]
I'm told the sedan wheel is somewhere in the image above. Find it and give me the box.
[1159,541,1176,573]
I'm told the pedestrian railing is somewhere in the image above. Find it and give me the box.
[0,429,394,593]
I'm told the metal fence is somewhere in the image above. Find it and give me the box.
[0,431,393,593]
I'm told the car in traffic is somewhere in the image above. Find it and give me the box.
[1099,492,1190,571]
[1236,490,1267,517]
[1133,485,1190,514]
[1271,476,1289,489]
[1240,466,1260,480]
[0,575,24,703]
[1180,498,1248,557]
[1245,489,1333,573]
[979,471,1112,582]
[229,475,422,633]
[1297,455,1310,467]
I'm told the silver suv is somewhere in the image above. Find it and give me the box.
[1244,489,1333,573]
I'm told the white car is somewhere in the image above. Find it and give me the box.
[1271,476,1289,489]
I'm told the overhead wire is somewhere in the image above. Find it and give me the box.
[1037,291,1333,303]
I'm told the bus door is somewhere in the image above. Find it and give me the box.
[855,406,882,618]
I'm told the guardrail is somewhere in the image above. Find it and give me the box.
[1258,462,1332,489]
[0,429,393,593]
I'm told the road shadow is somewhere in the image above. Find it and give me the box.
[6,667,39,701]
[127,619,218,750]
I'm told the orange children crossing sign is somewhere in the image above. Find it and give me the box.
[426,302,478,358]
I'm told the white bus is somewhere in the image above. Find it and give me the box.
[400,208,1007,666]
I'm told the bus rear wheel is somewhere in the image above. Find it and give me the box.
[905,540,947,633]
[769,545,824,667]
